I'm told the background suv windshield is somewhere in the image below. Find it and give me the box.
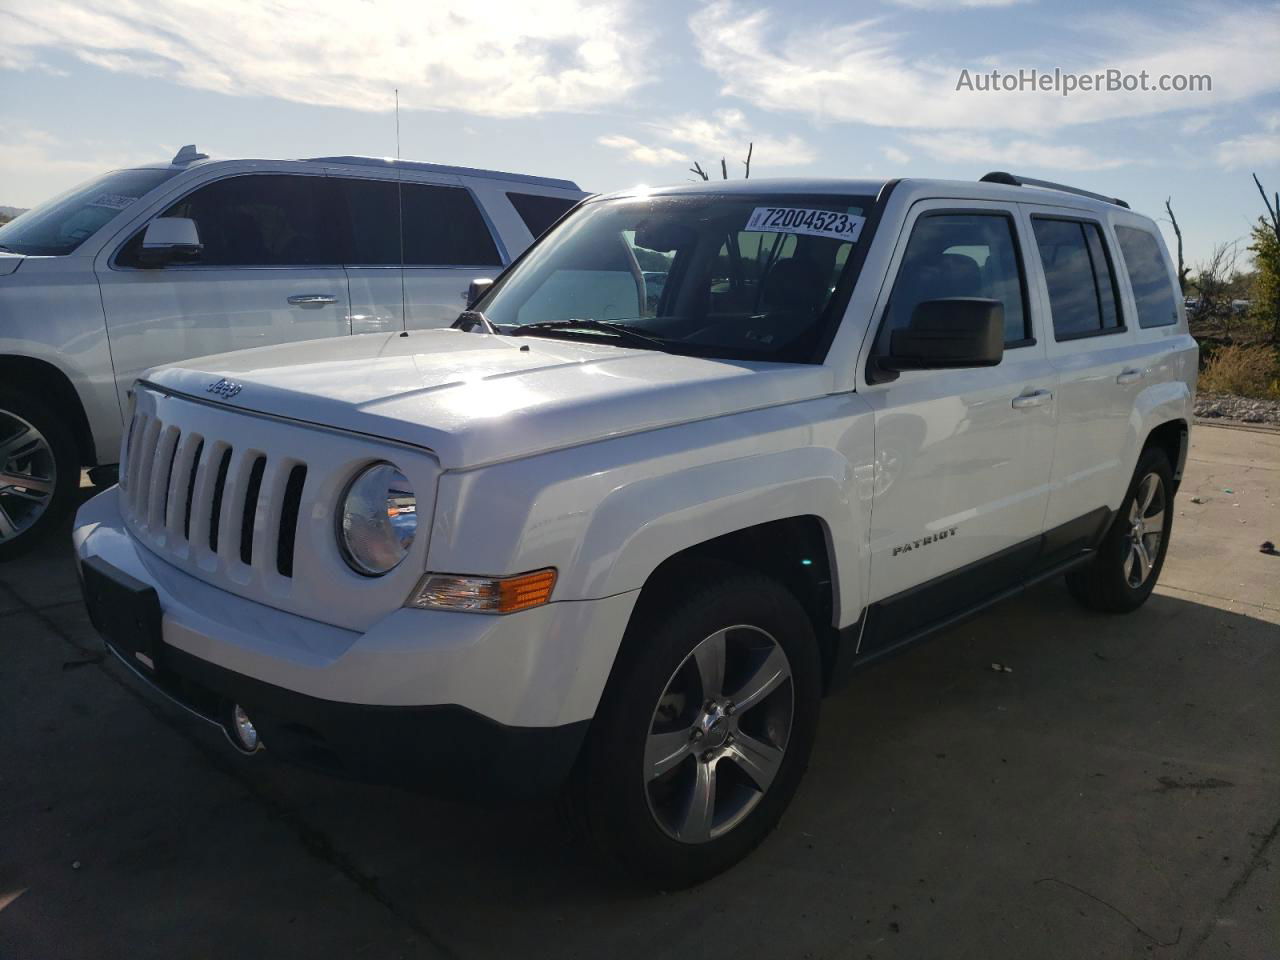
[480,193,874,363]
[0,168,179,256]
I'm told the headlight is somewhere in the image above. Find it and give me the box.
[337,462,417,576]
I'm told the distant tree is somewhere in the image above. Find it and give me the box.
[1163,198,1190,294]
[689,143,753,181]
[1250,174,1280,342]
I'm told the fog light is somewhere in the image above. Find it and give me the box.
[227,704,261,753]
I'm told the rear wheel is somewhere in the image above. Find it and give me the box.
[580,569,821,888]
[0,389,80,562]
[1066,448,1174,613]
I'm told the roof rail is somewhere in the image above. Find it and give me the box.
[979,171,1129,209]
[308,156,581,192]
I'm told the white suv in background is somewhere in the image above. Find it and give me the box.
[75,173,1195,887]
[0,147,586,558]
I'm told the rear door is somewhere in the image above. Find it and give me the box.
[1023,205,1145,538]
[97,172,350,406]
[858,200,1057,651]
[332,174,505,333]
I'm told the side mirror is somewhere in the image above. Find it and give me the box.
[138,217,202,268]
[883,298,1004,371]
[466,277,494,307]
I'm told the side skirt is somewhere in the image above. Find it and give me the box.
[827,507,1113,686]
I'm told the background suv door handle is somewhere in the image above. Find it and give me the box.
[287,294,337,307]
[1011,388,1053,410]
[1116,368,1144,385]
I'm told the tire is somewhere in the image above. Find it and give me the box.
[0,387,80,562]
[579,567,822,888]
[1066,447,1174,614]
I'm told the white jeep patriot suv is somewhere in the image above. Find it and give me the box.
[74,173,1195,886]
[0,146,585,558]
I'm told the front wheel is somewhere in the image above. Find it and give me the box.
[1066,448,1174,613]
[580,570,822,888]
[0,388,80,562]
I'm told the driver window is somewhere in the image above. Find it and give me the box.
[880,212,1029,350]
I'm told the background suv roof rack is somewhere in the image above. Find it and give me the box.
[980,171,1130,209]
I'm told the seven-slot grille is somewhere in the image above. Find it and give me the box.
[121,407,308,579]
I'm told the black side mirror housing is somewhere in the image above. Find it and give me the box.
[882,298,1005,371]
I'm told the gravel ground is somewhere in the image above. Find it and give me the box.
[1194,390,1280,425]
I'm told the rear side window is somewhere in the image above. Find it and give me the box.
[118,174,338,267]
[337,179,501,266]
[1032,218,1124,339]
[881,212,1030,348]
[1115,225,1179,328]
[507,192,577,238]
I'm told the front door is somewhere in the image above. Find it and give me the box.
[858,200,1058,652]
[97,172,351,407]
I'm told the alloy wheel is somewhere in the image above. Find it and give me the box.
[1125,471,1166,588]
[0,409,57,545]
[644,624,794,843]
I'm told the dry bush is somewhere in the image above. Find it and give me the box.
[1199,344,1280,399]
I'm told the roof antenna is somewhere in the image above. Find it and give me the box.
[396,88,409,338]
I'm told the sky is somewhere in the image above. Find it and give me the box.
[2,0,1279,264]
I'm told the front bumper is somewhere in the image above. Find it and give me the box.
[74,487,637,797]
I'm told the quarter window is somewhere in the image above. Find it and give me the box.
[1032,218,1125,339]
[1114,225,1179,328]
[881,212,1030,349]
[507,192,577,239]
[336,179,501,266]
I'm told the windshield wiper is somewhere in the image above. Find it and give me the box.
[507,318,668,351]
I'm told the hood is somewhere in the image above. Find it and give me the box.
[144,330,834,469]
[0,253,25,277]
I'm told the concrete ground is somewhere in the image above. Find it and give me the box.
[2,424,1277,960]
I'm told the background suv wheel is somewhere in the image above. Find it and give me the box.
[0,388,80,561]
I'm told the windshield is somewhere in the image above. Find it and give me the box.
[0,168,181,256]
[478,192,875,363]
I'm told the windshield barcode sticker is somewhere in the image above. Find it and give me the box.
[87,193,140,211]
[746,207,866,242]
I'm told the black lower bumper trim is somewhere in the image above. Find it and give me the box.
[129,643,589,801]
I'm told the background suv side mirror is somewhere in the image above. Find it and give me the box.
[138,217,202,268]
[882,297,1005,371]
[466,277,494,307]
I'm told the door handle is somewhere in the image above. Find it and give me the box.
[1116,368,1144,385]
[287,294,337,307]
[1011,388,1053,410]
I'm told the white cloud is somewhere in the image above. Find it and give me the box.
[689,0,1280,132]
[904,132,1128,171]
[600,109,816,171]
[1179,114,1213,135]
[887,0,1028,7]
[598,135,688,166]
[1214,131,1280,170]
[2,0,651,117]
[659,109,816,166]
[0,126,169,205]
[882,145,912,164]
